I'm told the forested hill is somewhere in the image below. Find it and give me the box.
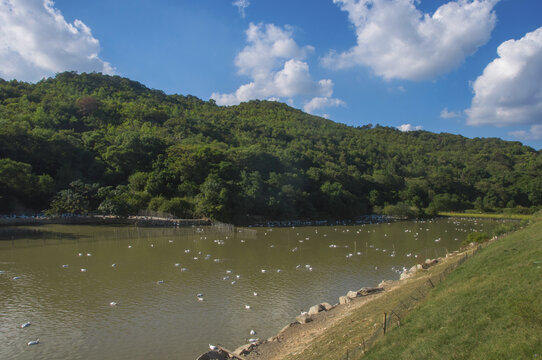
[1,72,541,222]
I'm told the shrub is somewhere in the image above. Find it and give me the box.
[461,232,490,247]
[382,202,417,219]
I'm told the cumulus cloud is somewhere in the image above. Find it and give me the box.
[0,0,114,82]
[304,97,345,113]
[397,124,423,132]
[325,0,498,81]
[440,108,461,119]
[509,125,542,141]
[212,23,343,113]
[233,0,250,18]
[466,27,542,128]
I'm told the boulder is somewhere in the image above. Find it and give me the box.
[234,343,257,356]
[346,290,359,299]
[358,287,384,296]
[321,302,334,311]
[308,304,326,315]
[339,296,351,305]
[196,350,228,360]
[422,259,439,269]
[296,313,313,324]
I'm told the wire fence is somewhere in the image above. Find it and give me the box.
[344,245,483,360]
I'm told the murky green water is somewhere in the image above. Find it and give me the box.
[0,218,497,359]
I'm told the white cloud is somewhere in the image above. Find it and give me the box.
[233,0,250,18]
[398,124,423,132]
[212,23,343,112]
[509,125,542,141]
[325,0,498,81]
[0,0,114,82]
[440,108,461,119]
[466,27,542,128]
[303,96,345,113]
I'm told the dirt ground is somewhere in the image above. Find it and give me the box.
[237,248,473,360]
[242,281,401,360]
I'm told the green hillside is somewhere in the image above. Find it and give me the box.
[362,216,542,359]
[1,72,541,221]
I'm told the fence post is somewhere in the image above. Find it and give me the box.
[428,279,435,288]
[391,310,401,326]
[383,312,387,334]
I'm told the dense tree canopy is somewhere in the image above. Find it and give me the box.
[1,72,541,222]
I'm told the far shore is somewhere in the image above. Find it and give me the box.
[438,211,531,220]
[0,214,211,227]
[0,212,528,229]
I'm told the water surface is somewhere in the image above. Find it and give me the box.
[0,218,496,359]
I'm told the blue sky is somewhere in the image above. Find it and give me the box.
[1,0,542,149]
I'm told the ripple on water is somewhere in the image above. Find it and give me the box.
[0,219,495,359]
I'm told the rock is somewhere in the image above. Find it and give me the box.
[308,304,326,315]
[339,296,351,305]
[400,271,410,280]
[409,265,418,273]
[296,313,313,324]
[358,287,384,296]
[422,259,439,269]
[346,290,359,299]
[321,302,334,311]
[234,343,257,356]
[196,350,228,360]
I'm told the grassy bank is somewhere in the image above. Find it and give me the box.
[438,211,532,220]
[283,216,541,360]
[281,253,475,360]
[362,217,542,359]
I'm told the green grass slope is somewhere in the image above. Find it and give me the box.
[363,219,542,360]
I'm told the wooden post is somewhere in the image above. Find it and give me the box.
[384,312,387,334]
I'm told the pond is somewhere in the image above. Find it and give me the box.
[0,218,496,359]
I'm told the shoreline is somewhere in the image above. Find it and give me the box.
[198,242,487,360]
[0,215,211,227]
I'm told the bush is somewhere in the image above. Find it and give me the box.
[382,202,417,219]
[461,232,490,247]
[158,197,194,218]
[427,193,468,212]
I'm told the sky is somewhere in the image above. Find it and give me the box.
[1,0,542,149]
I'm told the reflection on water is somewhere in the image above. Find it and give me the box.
[0,227,82,241]
[0,219,498,360]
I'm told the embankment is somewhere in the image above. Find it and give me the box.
[199,233,491,360]
[361,216,542,360]
[205,215,539,360]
